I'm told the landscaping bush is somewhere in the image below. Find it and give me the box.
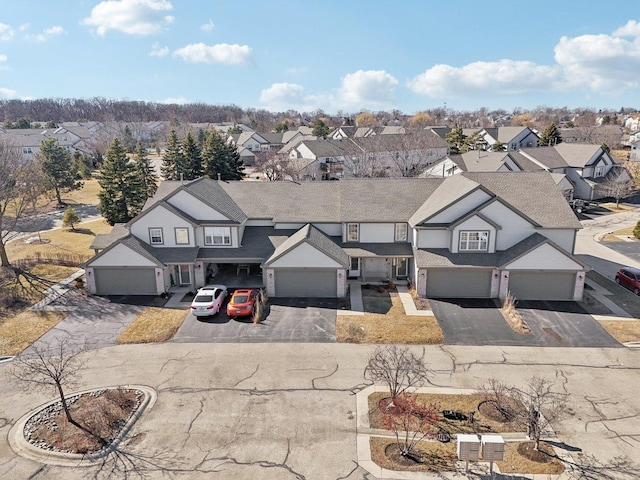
[634,220,640,239]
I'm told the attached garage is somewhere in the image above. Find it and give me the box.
[507,271,576,301]
[274,269,337,297]
[94,267,157,295]
[426,268,493,298]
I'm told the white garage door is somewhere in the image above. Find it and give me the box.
[94,267,157,295]
[508,271,576,301]
[426,269,493,298]
[275,269,337,297]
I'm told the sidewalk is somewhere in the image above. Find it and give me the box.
[30,268,86,311]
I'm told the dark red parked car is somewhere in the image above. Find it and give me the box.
[615,267,640,295]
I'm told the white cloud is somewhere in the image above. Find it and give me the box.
[286,66,309,75]
[0,54,6,62]
[81,0,174,36]
[259,83,314,110]
[0,87,18,99]
[201,19,215,32]
[160,96,189,104]
[18,23,30,32]
[27,25,67,42]
[0,23,14,41]
[613,20,640,37]
[407,60,561,98]
[407,19,640,100]
[554,33,640,92]
[173,43,253,65]
[338,70,398,106]
[149,42,169,57]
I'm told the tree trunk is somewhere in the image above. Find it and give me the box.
[54,186,62,205]
[0,241,10,268]
[56,383,73,423]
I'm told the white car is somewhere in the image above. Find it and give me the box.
[190,285,228,317]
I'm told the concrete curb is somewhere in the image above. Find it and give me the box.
[9,385,157,467]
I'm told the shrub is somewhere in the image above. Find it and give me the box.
[634,220,640,239]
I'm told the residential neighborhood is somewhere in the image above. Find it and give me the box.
[3,2,640,477]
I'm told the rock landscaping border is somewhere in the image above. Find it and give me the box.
[8,385,156,467]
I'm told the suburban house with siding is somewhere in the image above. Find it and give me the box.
[85,172,586,302]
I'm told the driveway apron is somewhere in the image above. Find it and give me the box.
[430,298,622,347]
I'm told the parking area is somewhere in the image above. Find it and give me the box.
[429,298,621,347]
[172,297,337,343]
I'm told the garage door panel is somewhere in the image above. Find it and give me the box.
[426,269,492,298]
[508,272,575,301]
[275,270,336,297]
[95,267,157,295]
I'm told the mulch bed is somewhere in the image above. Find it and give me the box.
[24,388,143,454]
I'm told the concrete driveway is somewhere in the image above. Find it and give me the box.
[430,298,621,347]
[172,297,337,343]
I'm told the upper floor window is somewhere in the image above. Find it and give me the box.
[149,228,163,245]
[347,223,359,242]
[204,226,231,246]
[459,231,488,251]
[395,223,408,242]
[175,227,189,245]
[594,165,605,177]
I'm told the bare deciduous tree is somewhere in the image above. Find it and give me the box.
[364,345,432,399]
[597,167,634,207]
[478,376,568,451]
[382,393,440,460]
[11,336,94,435]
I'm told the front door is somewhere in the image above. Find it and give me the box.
[348,257,360,278]
[395,258,408,278]
[178,265,191,285]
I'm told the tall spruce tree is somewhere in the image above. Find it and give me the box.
[445,127,468,154]
[182,132,203,180]
[202,130,245,181]
[37,137,83,205]
[97,138,146,225]
[160,129,186,180]
[134,141,158,198]
[538,122,562,146]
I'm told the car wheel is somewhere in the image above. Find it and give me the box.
[615,277,621,284]
[634,288,640,296]
[575,207,583,214]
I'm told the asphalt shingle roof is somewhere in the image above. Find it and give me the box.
[265,224,349,267]
[89,223,129,250]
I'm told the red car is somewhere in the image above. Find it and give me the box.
[615,267,640,295]
[226,289,259,317]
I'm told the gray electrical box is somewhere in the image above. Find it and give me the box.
[457,434,480,461]
[481,434,505,461]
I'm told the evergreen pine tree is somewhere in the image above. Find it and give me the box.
[182,132,203,180]
[37,137,83,205]
[62,206,80,231]
[97,138,146,225]
[539,122,563,146]
[202,130,245,181]
[445,127,468,155]
[160,129,186,180]
[134,141,158,198]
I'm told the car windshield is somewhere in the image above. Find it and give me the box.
[194,294,213,303]
[233,295,249,303]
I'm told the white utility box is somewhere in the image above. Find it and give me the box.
[457,434,480,461]
[481,434,505,461]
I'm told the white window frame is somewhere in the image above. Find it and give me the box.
[347,223,359,242]
[395,223,408,242]
[459,231,489,251]
[149,228,163,245]
[204,226,231,246]
[175,227,189,245]
[594,165,605,177]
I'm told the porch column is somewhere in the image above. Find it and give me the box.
[85,267,96,294]
[265,268,275,297]
[337,269,347,297]
[154,267,165,294]
[573,271,586,301]
[498,271,510,300]
[490,269,500,298]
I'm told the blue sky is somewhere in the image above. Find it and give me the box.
[1,0,640,114]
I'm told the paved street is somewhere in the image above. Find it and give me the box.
[2,343,639,479]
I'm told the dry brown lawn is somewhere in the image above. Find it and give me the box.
[116,307,188,344]
[0,310,67,355]
[368,391,524,435]
[6,218,112,262]
[599,202,635,213]
[600,225,636,243]
[497,441,565,474]
[60,178,101,206]
[598,320,640,343]
[370,437,457,472]
[336,290,443,344]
